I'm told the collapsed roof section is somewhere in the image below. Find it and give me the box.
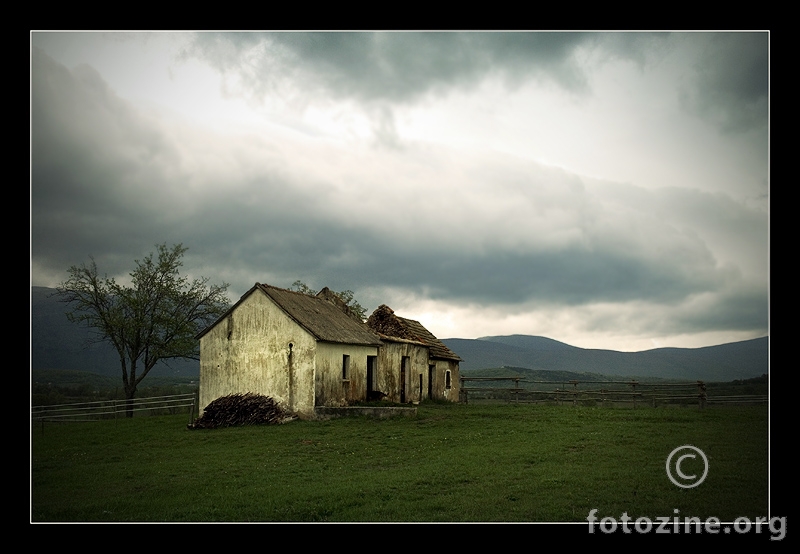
[367,304,462,362]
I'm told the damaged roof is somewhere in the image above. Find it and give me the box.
[367,305,463,361]
[196,283,383,346]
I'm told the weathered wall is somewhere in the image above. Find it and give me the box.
[199,291,317,418]
[430,358,460,401]
[314,342,379,407]
[376,340,430,403]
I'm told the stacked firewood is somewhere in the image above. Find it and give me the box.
[188,393,295,429]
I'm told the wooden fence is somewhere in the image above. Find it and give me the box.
[459,377,767,408]
[31,393,198,426]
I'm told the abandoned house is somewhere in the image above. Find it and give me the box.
[196,283,462,419]
[365,304,462,404]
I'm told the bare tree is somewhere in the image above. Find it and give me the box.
[57,244,230,416]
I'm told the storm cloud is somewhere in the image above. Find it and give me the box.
[30,31,769,351]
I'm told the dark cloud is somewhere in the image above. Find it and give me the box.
[181,32,597,105]
[30,34,769,346]
[179,31,770,152]
[292,227,739,309]
[177,170,757,316]
[31,47,182,277]
[576,282,768,339]
[31,44,764,312]
[678,32,768,133]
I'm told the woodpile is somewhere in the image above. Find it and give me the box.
[188,393,295,429]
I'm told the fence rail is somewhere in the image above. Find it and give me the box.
[31,393,197,424]
[459,377,766,407]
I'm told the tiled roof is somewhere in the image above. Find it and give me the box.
[196,283,382,346]
[256,284,383,346]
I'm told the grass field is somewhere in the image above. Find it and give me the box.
[30,402,768,523]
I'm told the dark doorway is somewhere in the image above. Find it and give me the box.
[400,357,409,403]
[367,356,377,394]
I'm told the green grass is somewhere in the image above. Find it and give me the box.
[30,402,768,522]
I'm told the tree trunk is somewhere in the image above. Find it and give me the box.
[124,386,137,418]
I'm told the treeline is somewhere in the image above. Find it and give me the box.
[31,369,198,407]
[726,373,768,395]
[460,369,768,405]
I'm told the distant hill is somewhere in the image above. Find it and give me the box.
[32,286,768,383]
[477,335,579,352]
[443,334,768,382]
[462,365,621,383]
[31,286,199,377]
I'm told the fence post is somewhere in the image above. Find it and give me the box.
[697,381,707,409]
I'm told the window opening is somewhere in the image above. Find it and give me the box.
[342,354,350,380]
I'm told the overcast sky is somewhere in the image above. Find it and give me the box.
[30,31,769,352]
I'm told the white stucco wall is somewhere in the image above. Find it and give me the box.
[431,358,461,402]
[198,290,317,418]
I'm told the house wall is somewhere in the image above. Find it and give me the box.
[199,291,317,418]
[314,342,379,407]
[376,341,430,403]
[429,358,461,402]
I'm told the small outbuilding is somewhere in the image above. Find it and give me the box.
[197,283,462,419]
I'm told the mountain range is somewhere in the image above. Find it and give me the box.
[442,334,768,382]
[31,286,198,377]
[31,286,768,382]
